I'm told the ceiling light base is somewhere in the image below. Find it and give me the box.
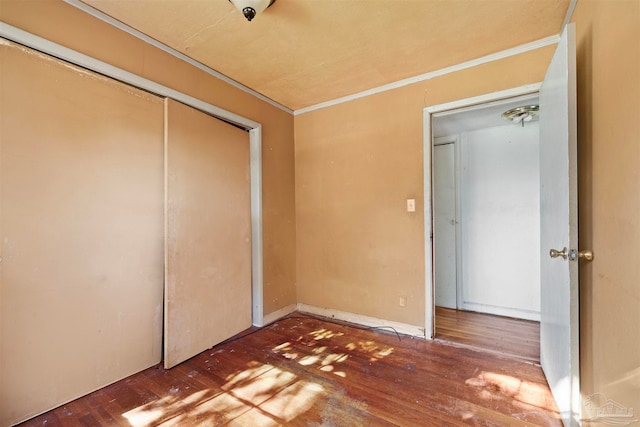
[242,7,257,21]
[229,0,276,22]
[502,105,539,126]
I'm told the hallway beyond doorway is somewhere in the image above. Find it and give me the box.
[435,307,540,362]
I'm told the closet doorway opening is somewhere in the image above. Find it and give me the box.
[430,91,541,362]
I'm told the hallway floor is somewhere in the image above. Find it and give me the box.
[435,307,540,362]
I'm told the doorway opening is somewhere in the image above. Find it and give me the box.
[424,87,542,362]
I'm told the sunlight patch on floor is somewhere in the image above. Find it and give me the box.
[271,328,395,380]
[298,355,321,366]
[466,371,559,412]
[259,380,325,422]
[123,362,325,426]
[123,325,399,425]
[309,328,345,340]
[124,405,166,426]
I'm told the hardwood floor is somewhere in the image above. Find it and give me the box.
[19,312,559,426]
[435,307,540,362]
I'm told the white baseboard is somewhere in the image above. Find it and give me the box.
[259,303,298,327]
[461,302,540,322]
[296,303,425,338]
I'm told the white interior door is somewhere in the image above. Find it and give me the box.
[433,141,457,309]
[539,23,580,426]
[164,99,252,369]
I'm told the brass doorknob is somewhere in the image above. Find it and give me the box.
[549,247,568,260]
[577,249,594,261]
[550,247,594,262]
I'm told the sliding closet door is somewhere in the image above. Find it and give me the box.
[164,99,252,368]
[0,40,164,425]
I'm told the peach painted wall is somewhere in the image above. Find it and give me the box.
[572,0,640,415]
[294,46,555,327]
[295,0,640,412]
[3,0,637,416]
[0,0,297,315]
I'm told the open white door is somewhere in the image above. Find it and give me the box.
[539,23,583,426]
[433,140,458,309]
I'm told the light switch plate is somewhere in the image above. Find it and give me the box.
[407,199,415,212]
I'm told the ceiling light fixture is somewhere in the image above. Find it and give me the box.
[229,0,275,21]
[502,105,539,127]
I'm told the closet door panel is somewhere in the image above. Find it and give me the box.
[164,99,251,369]
[0,40,164,425]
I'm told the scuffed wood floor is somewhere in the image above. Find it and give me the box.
[20,312,560,426]
[435,307,541,363]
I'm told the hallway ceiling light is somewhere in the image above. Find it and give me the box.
[229,0,275,21]
[502,105,539,126]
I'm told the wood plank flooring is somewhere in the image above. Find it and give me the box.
[435,307,540,362]
[19,312,559,426]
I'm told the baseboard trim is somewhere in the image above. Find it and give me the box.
[461,302,540,322]
[259,303,298,327]
[296,303,425,338]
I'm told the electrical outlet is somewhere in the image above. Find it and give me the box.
[399,296,407,307]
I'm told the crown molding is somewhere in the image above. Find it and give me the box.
[63,0,293,115]
[295,34,559,116]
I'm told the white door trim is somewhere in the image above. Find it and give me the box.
[422,83,541,339]
[0,23,266,326]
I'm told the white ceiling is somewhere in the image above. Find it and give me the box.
[433,94,539,138]
[78,0,571,111]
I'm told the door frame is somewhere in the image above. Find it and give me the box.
[0,23,267,326]
[422,83,542,339]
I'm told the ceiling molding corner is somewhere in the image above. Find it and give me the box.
[63,0,293,115]
[562,0,579,31]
